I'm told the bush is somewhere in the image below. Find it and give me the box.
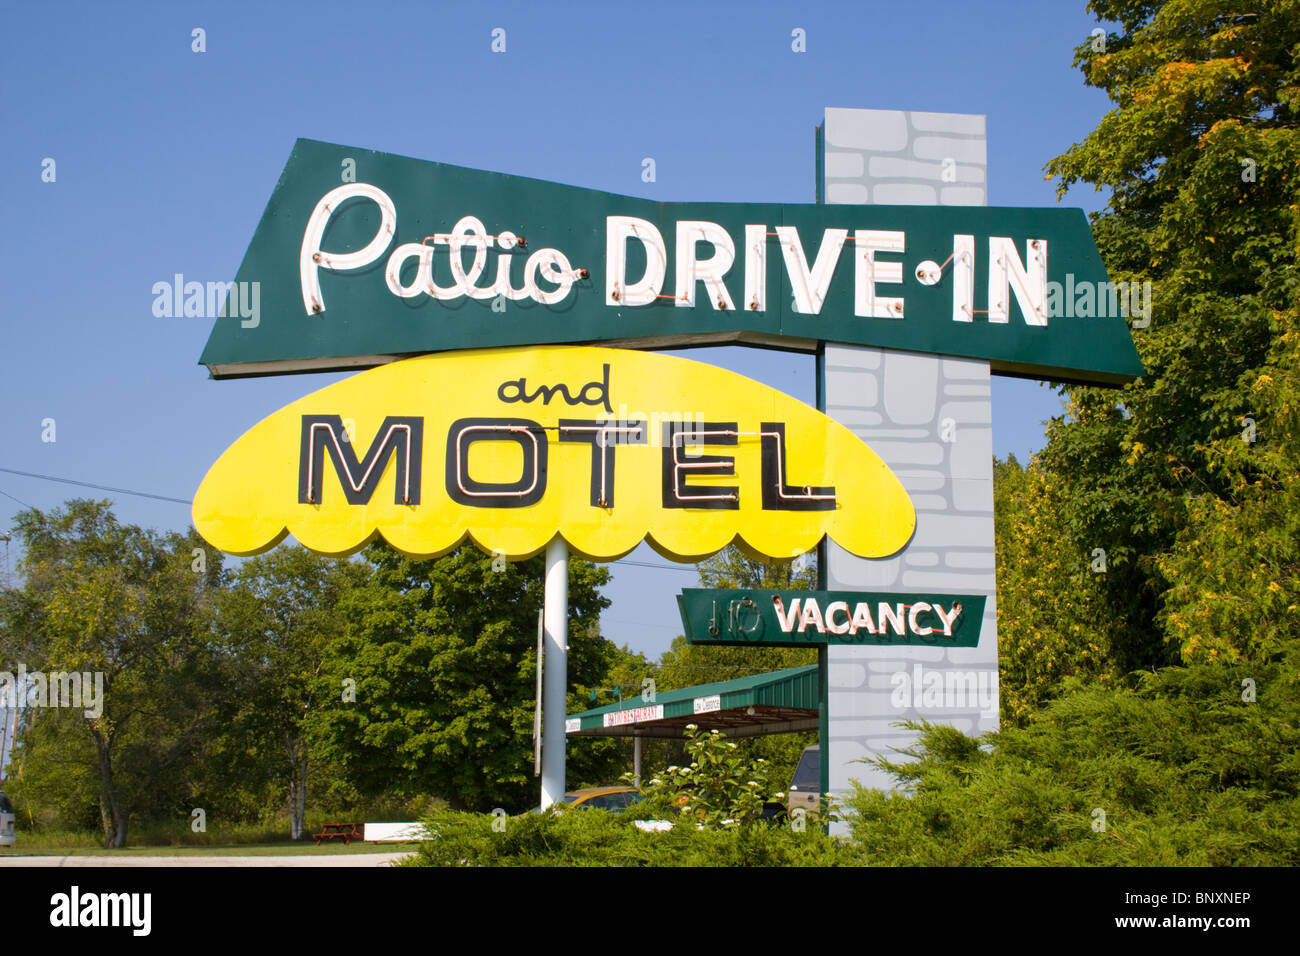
[843,660,1300,866]
[622,723,789,828]
[402,805,855,867]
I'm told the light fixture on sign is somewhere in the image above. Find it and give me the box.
[915,260,942,286]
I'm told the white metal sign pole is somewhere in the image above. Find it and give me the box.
[534,608,544,777]
[540,536,569,809]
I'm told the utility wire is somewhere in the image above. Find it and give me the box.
[0,473,742,577]
[0,467,193,506]
[604,616,686,630]
[0,487,35,510]
[617,559,701,573]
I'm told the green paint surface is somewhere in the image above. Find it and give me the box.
[201,139,1144,384]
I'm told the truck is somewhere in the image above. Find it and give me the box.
[786,744,821,815]
[760,744,822,822]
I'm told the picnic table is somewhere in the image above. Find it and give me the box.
[312,822,363,846]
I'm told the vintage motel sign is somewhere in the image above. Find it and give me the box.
[192,346,917,563]
[194,127,1146,812]
[198,139,1143,387]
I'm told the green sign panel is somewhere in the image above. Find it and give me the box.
[677,588,986,647]
[200,138,1143,384]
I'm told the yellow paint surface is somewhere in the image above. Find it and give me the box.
[193,346,915,562]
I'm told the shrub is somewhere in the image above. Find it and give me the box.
[843,660,1300,866]
[621,723,789,828]
[402,805,854,867]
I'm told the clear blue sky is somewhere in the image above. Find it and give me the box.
[0,0,1115,657]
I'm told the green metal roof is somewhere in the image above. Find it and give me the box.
[565,664,819,739]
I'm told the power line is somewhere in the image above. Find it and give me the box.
[0,475,762,578]
[0,467,192,506]
[616,559,701,573]
[0,487,35,510]
[603,617,685,631]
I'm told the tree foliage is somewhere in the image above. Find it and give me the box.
[1155,309,1300,662]
[844,658,1300,865]
[993,456,1115,722]
[404,804,854,867]
[216,546,366,838]
[0,500,226,847]
[1013,0,1300,675]
[311,543,616,812]
[624,723,786,828]
[646,546,819,786]
[1,505,628,837]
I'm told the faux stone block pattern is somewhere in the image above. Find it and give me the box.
[821,108,998,812]
[825,107,988,208]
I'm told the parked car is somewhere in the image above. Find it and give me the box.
[559,786,643,811]
[528,785,644,815]
[0,791,16,847]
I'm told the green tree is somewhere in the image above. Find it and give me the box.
[696,546,817,591]
[216,546,366,839]
[0,500,226,847]
[1155,308,1300,661]
[1031,0,1300,671]
[993,455,1114,723]
[312,543,614,812]
[569,641,660,787]
[662,545,817,689]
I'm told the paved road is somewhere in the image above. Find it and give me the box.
[0,852,411,867]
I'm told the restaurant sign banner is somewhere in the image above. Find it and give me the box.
[199,139,1143,385]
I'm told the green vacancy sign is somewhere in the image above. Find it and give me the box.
[200,139,1143,384]
[677,588,987,648]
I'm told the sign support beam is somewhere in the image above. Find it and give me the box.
[533,608,543,777]
[540,536,568,809]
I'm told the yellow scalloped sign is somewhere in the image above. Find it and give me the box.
[193,346,916,562]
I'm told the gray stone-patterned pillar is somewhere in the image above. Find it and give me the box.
[820,108,998,807]
[823,107,986,206]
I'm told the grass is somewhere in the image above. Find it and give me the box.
[0,839,422,857]
[0,817,426,856]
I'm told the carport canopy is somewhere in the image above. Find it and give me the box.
[565,664,819,740]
